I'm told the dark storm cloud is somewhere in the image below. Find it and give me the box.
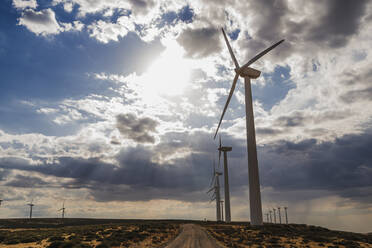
[116,113,158,143]
[1,130,372,204]
[4,175,48,188]
[260,130,372,203]
[307,0,368,48]
[177,27,222,58]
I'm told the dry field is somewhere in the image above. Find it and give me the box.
[201,222,372,248]
[0,219,181,248]
[0,219,371,248]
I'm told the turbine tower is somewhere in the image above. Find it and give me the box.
[265,213,269,223]
[207,161,222,221]
[220,200,224,222]
[59,201,66,219]
[278,207,282,224]
[269,210,272,223]
[218,136,232,223]
[284,206,288,224]
[27,200,34,219]
[214,28,284,225]
[273,208,277,224]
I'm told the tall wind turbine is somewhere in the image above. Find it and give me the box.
[218,135,232,222]
[214,28,284,225]
[220,200,224,222]
[207,161,222,221]
[269,210,272,223]
[284,206,288,224]
[278,207,282,224]
[273,208,277,224]
[59,201,66,219]
[27,200,34,219]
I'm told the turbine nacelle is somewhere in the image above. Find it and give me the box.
[218,146,232,152]
[239,67,261,79]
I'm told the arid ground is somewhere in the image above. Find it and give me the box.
[0,219,371,248]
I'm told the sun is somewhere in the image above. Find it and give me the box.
[141,39,192,96]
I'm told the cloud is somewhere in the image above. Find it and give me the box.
[12,0,37,10]
[116,113,158,144]
[18,9,61,36]
[88,16,135,43]
[177,27,222,58]
[307,0,369,48]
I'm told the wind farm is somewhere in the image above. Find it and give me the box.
[1,0,372,247]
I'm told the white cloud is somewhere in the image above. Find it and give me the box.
[18,9,61,36]
[12,0,37,10]
[88,16,135,43]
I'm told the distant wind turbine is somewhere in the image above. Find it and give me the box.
[278,207,282,224]
[265,213,269,223]
[273,208,277,224]
[59,201,66,219]
[220,200,224,222]
[207,160,222,221]
[27,199,34,219]
[284,206,288,224]
[218,135,232,223]
[269,210,272,223]
[214,27,284,225]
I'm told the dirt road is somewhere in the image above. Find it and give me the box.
[165,224,224,248]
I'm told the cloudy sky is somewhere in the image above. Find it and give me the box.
[1,0,372,233]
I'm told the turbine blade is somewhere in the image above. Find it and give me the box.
[221,28,240,69]
[207,187,214,194]
[218,135,221,168]
[240,39,284,71]
[214,73,239,139]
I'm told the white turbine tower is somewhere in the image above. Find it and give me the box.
[59,201,66,219]
[284,206,288,224]
[218,135,232,223]
[269,210,272,223]
[214,28,284,225]
[278,207,282,224]
[207,161,222,221]
[27,199,34,219]
[220,200,224,222]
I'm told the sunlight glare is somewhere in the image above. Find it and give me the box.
[141,39,191,96]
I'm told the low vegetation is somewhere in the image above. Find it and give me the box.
[0,218,181,248]
[201,222,372,248]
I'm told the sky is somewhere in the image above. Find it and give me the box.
[0,0,371,233]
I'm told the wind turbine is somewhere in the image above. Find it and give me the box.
[273,208,277,224]
[265,213,269,223]
[220,200,224,222]
[214,28,284,225]
[269,210,272,223]
[278,207,282,224]
[284,206,288,224]
[59,201,66,219]
[218,135,232,222]
[207,161,222,222]
[27,200,34,219]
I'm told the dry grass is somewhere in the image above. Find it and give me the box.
[201,222,372,248]
[0,219,181,248]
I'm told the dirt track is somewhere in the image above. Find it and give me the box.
[165,224,224,248]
